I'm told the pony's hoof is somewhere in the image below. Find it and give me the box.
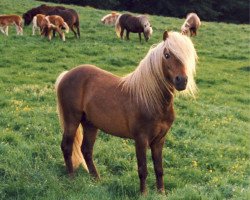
[158,188,166,195]
[141,190,147,196]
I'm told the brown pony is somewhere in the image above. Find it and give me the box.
[32,14,46,35]
[101,12,120,25]
[181,13,201,36]
[115,13,153,42]
[0,15,23,36]
[55,31,197,195]
[37,15,69,42]
[45,15,69,41]
[46,8,80,38]
[23,4,66,26]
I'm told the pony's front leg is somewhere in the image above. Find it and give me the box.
[0,27,5,34]
[56,27,65,41]
[135,137,148,195]
[138,33,142,43]
[32,25,36,35]
[151,138,165,194]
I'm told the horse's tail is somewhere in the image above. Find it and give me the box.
[115,14,122,38]
[63,22,69,33]
[55,71,89,172]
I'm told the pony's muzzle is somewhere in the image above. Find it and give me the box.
[174,75,188,91]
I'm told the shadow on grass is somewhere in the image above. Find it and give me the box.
[238,66,250,72]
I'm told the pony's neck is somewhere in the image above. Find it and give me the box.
[121,47,174,115]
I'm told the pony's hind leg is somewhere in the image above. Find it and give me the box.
[120,28,124,39]
[76,24,80,38]
[135,135,148,195]
[3,26,8,36]
[18,26,23,35]
[81,122,99,179]
[61,119,82,174]
[15,25,19,35]
[70,26,78,38]
[126,30,130,40]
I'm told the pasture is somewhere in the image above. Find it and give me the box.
[0,0,249,199]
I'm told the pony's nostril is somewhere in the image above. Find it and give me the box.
[175,76,188,84]
[184,76,188,83]
[176,76,181,82]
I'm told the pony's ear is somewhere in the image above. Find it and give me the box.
[163,31,168,41]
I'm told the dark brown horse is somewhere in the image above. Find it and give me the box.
[23,4,66,26]
[55,31,197,195]
[115,13,153,42]
[46,8,80,38]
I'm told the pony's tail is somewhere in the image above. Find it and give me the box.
[115,15,121,38]
[63,22,69,33]
[55,71,89,172]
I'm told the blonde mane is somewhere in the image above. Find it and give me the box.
[121,31,197,114]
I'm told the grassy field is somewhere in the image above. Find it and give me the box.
[0,0,249,199]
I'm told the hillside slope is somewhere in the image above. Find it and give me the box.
[0,0,249,199]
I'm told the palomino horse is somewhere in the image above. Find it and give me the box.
[0,15,23,36]
[101,12,120,25]
[181,13,201,36]
[55,31,197,194]
[115,13,153,42]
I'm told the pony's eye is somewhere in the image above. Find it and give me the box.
[164,53,170,59]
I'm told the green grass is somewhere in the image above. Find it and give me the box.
[0,0,249,199]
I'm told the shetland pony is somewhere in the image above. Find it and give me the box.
[46,8,80,38]
[55,31,197,195]
[23,4,66,26]
[45,15,69,41]
[32,14,46,35]
[101,12,120,25]
[32,14,69,41]
[0,15,23,36]
[181,13,201,36]
[115,13,153,42]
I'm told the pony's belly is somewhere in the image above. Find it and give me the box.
[92,119,133,139]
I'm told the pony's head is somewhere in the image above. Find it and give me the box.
[139,16,153,41]
[122,31,197,114]
[23,11,33,25]
[161,31,197,94]
[41,17,57,40]
[181,22,190,35]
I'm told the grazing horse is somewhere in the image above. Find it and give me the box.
[115,13,153,42]
[35,14,69,42]
[101,12,120,25]
[55,31,197,195]
[0,15,23,36]
[47,8,80,38]
[23,4,66,26]
[32,14,46,35]
[44,15,69,41]
[181,13,201,36]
